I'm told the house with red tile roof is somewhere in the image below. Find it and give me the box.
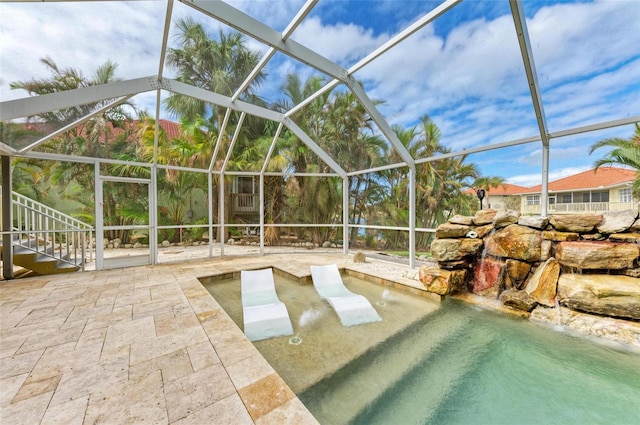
[515,167,637,214]
[469,183,530,211]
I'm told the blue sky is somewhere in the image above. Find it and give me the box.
[1,0,638,187]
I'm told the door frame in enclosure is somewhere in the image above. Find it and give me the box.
[95,173,155,270]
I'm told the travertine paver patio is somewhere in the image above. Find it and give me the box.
[0,253,426,424]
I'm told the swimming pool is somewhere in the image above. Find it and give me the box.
[201,270,440,393]
[202,273,640,425]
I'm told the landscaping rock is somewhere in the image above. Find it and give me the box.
[609,233,640,244]
[430,238,484,262]
[471,257,505,293]
[353,252,366,263]
[161,240,171,247]
[542,230,579,242]
[474,224,494,238]
[473,209,497,225]
[557,274,640,320]
[493,209,520,228]
[556,241,640,270]
[418,266,466,295]
[484,224,542,262]
[500,289,538,312]
[518,215,549,229]
[435,222,473,238]
[525,257,560,307]
[504,259,531,290]
[449,214,474,225]
[549,213,602,233]
[596,210,638,234]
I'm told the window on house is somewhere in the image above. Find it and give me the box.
[592,191,609,202]
[527,195,540,205]
[561,194,572,203]
[238,176,254,193]
[620,188,632,202]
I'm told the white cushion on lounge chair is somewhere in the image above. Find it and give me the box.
[241,268,294,341]
[310,264,381,327]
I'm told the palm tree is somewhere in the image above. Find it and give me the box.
[165,18,265,130]
[590,123,640,197]
[9,58,136,226]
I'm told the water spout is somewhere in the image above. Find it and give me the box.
[299,307,323,328]
[553,297,564,332]
[289,333,303,345]
[377,289,392,306]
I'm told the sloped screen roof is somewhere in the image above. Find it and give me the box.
[1,0,638,184]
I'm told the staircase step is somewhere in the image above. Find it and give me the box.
[11,245,80,275]
[299,307,471,425]
[351,318,495,425]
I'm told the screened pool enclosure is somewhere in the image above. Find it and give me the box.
[1,0,638,276]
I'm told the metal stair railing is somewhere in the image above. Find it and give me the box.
[2,187,94,271]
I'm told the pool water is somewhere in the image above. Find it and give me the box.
[201,271,440,393]
[202,272,640,425]
[303,299,640,425]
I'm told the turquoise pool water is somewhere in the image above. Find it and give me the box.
[301,299,640,425]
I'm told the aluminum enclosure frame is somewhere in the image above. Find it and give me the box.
[1,0,638,272]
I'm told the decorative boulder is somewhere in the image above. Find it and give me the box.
[473,209,497,225]
[596,210,638,234]
[418,266,466,295]
[542,231,579,242]
[430,238,484,262]
[449,214,474,225]
[353,251,367,263]
[525,257,560,307]
[518,215,549,230]
[556,241,640,270]
[474,224,495,238]
[500,289,538,312]
[435,222,473,238]
[549,214,602,233]
[558,274,640,320]
[504,259,531,290]
[471,257,505,293]
[484,224,542,262]
[493,209,520,228]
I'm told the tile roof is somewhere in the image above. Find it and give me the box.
[517,167,636,194]
[486,183,530,196]
[465,183,529,196]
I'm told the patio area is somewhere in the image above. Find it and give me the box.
[0,252,429,424]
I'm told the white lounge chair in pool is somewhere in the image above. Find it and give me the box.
[241,268,294,341]
[310,264,381,327]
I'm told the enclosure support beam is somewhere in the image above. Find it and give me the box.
[0,77,158,121]
[343,176,349,256]
[259,174,265,256]
[510,0,551,217]
[2,155,13,280]
[94,162,104,271]
[219,173,225,257]
[208,172,214,258]
[409,167,416,269]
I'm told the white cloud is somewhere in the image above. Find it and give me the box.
[290,16,390,66]
[1,0,637,185]
[0,2,166,101]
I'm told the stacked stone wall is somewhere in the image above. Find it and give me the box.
[419,209,640,321]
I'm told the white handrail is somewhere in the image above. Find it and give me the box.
[1,187,94,269]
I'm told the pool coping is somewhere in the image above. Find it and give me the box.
[0,253,436,424]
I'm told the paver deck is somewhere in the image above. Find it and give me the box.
[0,252,429,424]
